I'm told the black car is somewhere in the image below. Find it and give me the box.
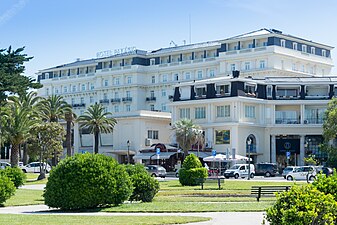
[255,163,278,177]
[316,166,334,177]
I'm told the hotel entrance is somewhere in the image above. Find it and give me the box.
[276,136,300,170]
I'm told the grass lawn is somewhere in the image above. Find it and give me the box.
[0,214,210,225]
[24,173,48,185]
[4,189,44,206]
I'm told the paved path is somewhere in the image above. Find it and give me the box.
[0,205,268,225]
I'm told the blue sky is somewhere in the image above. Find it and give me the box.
[1,0,337,79]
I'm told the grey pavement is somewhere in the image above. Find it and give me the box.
[0,204,268,225]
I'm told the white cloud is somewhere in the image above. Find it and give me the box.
[0,0,28,26]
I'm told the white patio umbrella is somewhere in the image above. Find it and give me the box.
[203,154,227,162]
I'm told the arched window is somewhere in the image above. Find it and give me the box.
[246,134,256,153]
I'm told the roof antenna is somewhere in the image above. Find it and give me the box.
[170,41,177,47]
[189,14,192,44]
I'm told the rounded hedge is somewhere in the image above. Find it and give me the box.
[125,164,159,202]
[0,173,16,205]
[0,167,26,188]
[266,185,337,225]
[44,153,133,210]
[179,154,208,186]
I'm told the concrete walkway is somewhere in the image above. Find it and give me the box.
[0,205,268,225]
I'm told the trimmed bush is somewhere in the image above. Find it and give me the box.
[179,154,208,186]
[312,170,337,201]
[0,167,26,188]
[0,173,16,205]
[125,164,159,202]
[266,185,337,225]
[44,153,133,210]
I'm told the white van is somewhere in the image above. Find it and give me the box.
[224,164,255,179]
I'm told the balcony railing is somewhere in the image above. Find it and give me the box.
[111,98,121,103]
[275,118,300,124]
[122,97,132,102]
[146,97,156,102]
[304,118,324,124]
[72,103,86,108]
[99,99,110,104]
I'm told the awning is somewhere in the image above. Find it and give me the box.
[188,151,212,158]
[133,152,176,160]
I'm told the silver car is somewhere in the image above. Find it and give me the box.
[145,165,166,178]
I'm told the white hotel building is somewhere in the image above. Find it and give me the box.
[36,28,335,168]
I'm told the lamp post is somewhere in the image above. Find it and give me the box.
[127,140,130,164]
[247,138,252,180]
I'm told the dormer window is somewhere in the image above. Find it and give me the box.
[216,84,230,96]
[310,47,315,54]
[195,86,206,98]
[245,83,256,96]
[280,39,286,47]
[293,42,298,50]
[150,58,155,65]
[322,50,326,57]
[302,45,307,53]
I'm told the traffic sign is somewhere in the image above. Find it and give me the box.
[286,151,291,159]
[212,149,216,156]
[156,148,160,155]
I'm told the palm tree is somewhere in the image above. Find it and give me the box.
[77,103,117,154]
[39,95,73,164]
[2,96,39,166]
[172,118,203,159]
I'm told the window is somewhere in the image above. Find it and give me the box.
[245,62,250,70]
[71,98,75,105]
[234,45,238,50]
[45,73,49,79]
[162,74,168,82]
[151,76,155,83]
[55,88,59,94]
[248,43,253,48]
[311,47,315,54]
[293,42,298,50]
[150,90,155,98]
[90,83,95,90]
[104,80,108,87]
[114,92,119,98]
[90,96,94,103]
[80,97,84,104]
[230,64,236,71]
[161,89,166,97]
[63,86,68,93]
[197,70,203,79]
[267,85,273,98]
[302,45,307,53]
[114,105,119,113]
[280,39,286,47]
[179,108,190,119]
[322,50,326,57]
[81,84,86,91]
[292,63,296,71]
[259,60,265,69]
[103,93,108,100]
[148,130,159,139]
[216,85,230,96]
[174,73,179,81]
[185,72,191,80]
[150,58,155,65]
[114,77,120,85]
[150,104,155,111]
[245,84,256,94]
[209,69,215,77]
[72,85,76,92]
[245,105,256,118]
[195,107,206,119]
[161,103,166,111]
[127,76,132,84]
[215,130,230,144]
[195,87,206,97]
[126,105,131,112]
[126,91,131,98]
[216,105,230,117]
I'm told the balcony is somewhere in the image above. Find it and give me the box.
[99,99,110,104]
[122,97,132,102]
[275,118,300,124]
[304,118,323,124]
[72,103,86,108]
[111,98,121,103]
[146,97,156,102]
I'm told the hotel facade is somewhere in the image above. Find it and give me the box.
[35,28,335,168]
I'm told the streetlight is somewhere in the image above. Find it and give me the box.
[247,138,252,180]
[127,140,130,164]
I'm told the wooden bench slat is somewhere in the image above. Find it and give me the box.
[251,186,290,201]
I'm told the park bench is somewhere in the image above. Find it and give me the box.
[196,177,224,190]
[251,186,291,202]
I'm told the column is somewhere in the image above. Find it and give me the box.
[300,104,305,124]
[206,128,213,148]
[271,135,276,163]
[300,135,305,166]
[73,122,80,154]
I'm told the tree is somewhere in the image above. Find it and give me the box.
[77,103,117,154]
[39,95,73,164]
[28,122,65,179]
[0,46,41,103]
[172,118,203,159]
[322,97,337,168]
[1,96,39,166]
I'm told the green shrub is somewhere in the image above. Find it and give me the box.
[125,164,159,202]
[266,185,337,225]
[0,173,16,205]
[312,171,337,201]
[0,167,26,188]
[179,167,208,186]
[182,154,202,170]
[179,154,208,186]
[44,153,133,210]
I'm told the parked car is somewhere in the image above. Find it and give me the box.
[315,166,334,177]
[286,166,316,181]
[0,162,11,169]
[145,165,167,178]
[255,163,278,177]
[21,162,52,173]
[224,164,255,179]
[282,166,295,179]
